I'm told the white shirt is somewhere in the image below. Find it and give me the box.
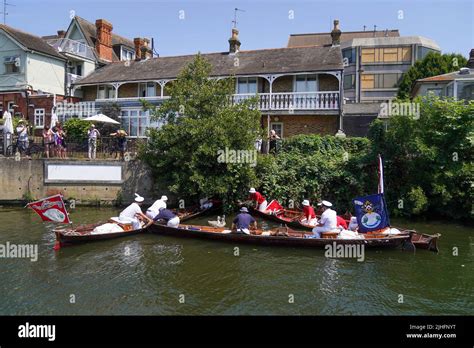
[120,202,142,219]
[319,208,337,230]
[147,199,167,215]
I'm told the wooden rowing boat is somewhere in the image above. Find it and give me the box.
[149,223,414,250]
[172,200,222,222]
[53,217,153,247]
[250,206,440,252]
[249,206,315,230]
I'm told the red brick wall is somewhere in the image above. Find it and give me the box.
[264,114,338,137]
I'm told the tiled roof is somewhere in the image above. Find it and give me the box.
[288,30,400,47]
[74,45,343,85]
[0,24,65,60]
[416,69,474,83]
[74,16,135,62]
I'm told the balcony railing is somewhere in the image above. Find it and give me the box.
[47,38,95,61]
[232,91,340,110]
[67,73,82,86]
[93,92,340,110]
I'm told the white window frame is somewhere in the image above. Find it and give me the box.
[34,108,45,128]
[270,122,284,138]
[236,77,258,94]
[138,82,157,98]
[97,85,115,99]
[121,47,135,61]
[7,101,15,114]
[293,74,318,92]
[119,108,156,138]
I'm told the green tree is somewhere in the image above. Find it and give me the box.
[397,52,468,99]
[368,96,473,220]
[63,118,90,142]
[140,54,262,208]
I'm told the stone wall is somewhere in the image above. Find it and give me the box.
[0,158,156,206]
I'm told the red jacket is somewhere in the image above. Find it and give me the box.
[303,206,316,220]
[249,192,266,204]
[337,216,348,229]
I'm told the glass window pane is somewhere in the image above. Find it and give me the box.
[147,83,156,97]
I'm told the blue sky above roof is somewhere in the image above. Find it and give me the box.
[6,0,473,58]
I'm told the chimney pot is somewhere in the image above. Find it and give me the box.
[134,37,153,61]
[57,30,66,38]
[228,28,241,54]
[468,49,474,69]
[331,20,341,46]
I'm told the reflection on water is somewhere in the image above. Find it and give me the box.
[0,206,472,315]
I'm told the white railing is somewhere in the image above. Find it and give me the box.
[95,96,170,103]
[231,91,340,110]
[67,73,82,85]
[93,92,339,110]
[47,38,95,61]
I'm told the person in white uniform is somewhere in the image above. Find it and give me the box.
[119,193,147,229]
[312,200,338,238]
[146,195,168,219]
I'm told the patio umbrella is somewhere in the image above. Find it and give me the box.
[83,113,120,125]
[50,110,59,128]
[3,111,13,134]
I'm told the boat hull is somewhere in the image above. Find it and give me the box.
[54,220,153,246]
[150,223,413,250]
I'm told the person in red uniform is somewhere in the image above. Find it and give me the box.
[301,200,317,226]
[248,187,268,212]
[336,215,348,230]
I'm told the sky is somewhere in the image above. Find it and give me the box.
[4,0,473,58]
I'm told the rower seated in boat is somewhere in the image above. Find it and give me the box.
[232,207,257,235]
[348,216,359,231]
[301,200,317,226]
[312,200,339,238]
[146,195,168,219]
[119,193,148,230]
[336,215,348,230]
[248,187,268,212]
[154,207,180,227]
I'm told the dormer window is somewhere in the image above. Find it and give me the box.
[121,47,135,61]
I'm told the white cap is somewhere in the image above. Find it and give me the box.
[134,193,144,203]
[302,200,310,206]
[350,216,358,222]
[317,200,332,207]
[249,188,256,193]
[160,195,168,201]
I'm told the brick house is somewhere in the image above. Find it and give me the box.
[71,25,344,139]
[0,16,138,133]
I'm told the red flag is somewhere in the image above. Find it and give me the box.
[27,194,71,224]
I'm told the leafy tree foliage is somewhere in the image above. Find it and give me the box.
[397,52,467,99]
[369,96,473,220]
[140,54,262,209]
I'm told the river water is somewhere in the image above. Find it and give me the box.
[0,206,472,315]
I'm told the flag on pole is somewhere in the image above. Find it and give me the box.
[27,194,71,224]
[353,193,390,233]
[377,154,384,194]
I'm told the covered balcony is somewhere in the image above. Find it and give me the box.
[47,38,95,61]
[77,72,342,111]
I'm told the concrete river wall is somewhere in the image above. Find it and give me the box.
[0,158,155,206]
